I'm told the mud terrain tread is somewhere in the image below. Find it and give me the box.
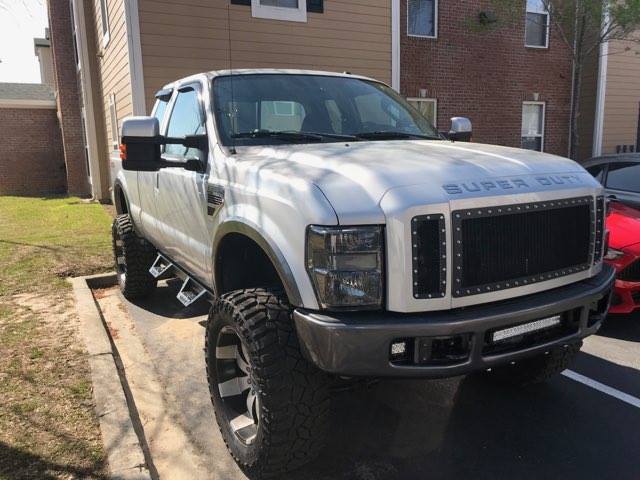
[112,214,157,300]
[486,341,582,386]
[205,288,329,479]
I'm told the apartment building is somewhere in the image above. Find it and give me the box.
[580,37,640,160]
[48,0,391,200]
[400,0,572,156]
[43,0,582,200]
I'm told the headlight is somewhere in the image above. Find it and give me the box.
[306,225,384,310]
[604,247,624,261]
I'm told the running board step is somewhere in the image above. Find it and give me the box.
[176,277,207,307]
[149,254,174,279]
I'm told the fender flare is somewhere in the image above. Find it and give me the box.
[212,220,304,307]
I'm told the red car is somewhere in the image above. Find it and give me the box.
[605,201,640,314]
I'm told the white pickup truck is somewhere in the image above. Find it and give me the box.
[111,69,614,478]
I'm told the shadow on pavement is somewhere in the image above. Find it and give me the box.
[289,369,640,480]
[116,281,640,480]
[130,279,210,319]
[0,441,108,480]
[597,312,640,342]
[572,350,640,398]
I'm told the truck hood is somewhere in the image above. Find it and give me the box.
[235,140,596,224]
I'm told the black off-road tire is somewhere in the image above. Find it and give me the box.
[484,341,582,386]
[205,288,330,479]
[111,214,157,300]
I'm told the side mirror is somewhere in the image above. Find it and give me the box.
[449,117,472,142]
[120,116,161,172]
[120,117,209,172]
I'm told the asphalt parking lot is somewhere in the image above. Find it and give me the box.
[96,280,640,480]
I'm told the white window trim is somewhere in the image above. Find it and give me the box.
[525,1,550,49]
[407,0,438,39]
[99,0,110,48]
[124,0,146,115]
[522,101,546,152]
[251,0,307,23]
[109,94,119,150]
[407,97,437,127]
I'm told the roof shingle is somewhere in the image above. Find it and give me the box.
[0,83,55,102]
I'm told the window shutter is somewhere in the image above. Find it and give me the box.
[307,0,324,13]
[230,0,250,5]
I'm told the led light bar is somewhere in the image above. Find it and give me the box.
[492,315,562,342]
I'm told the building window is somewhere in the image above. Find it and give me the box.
[525,0,549,48]
[408,0,437,38]
[109,94,119,150]
[251,0,307,22]
[522,102,545,151]
[261,101,306,131]
[99,0,110,47]
[407,98,437,127]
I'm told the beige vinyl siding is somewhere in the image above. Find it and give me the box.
[138,0,391,112]
[82,1,111,197]
[601,39,640,154]
[91,0,133,156]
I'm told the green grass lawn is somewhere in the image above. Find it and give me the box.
[0,196,114,479]
[0,196,113,297]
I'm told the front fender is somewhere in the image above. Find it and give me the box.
[213,220,304,307]
[212,184,337,309]
[112,154,142,224]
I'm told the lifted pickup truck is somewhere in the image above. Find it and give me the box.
[112,69,615,478]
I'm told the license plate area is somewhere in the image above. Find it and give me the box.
[483,309,581,356]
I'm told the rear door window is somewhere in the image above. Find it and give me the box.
[606,162,640,193]
[152,98,169,125]
[164,87,206,157]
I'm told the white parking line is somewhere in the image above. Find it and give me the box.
[562,370,640,409]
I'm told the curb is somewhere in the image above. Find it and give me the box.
[71,274,153,480]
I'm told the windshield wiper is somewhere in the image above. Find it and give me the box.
[231,130,324,142]
[353,131,441,140]
[231,130,360,143]
[300,131,359,141]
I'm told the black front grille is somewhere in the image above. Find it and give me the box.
[620,260,640,282]
[412,214,446,298]
[452,197,594,297]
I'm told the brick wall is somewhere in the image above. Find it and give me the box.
[0,108,67,195]
[48,0,91,196]
[401,1,572,156]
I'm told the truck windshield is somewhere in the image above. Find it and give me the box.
[212,74,441,146]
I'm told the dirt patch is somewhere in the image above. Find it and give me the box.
[92,287,115,300]
[0,294,108,479]
[0,196,113,479]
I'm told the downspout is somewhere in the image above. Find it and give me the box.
[391,0,400,92]
[568,16,577,158]
[593,7,610,157]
